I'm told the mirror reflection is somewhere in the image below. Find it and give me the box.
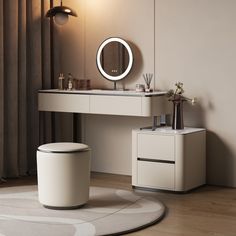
[96,37,133,82]
[100,41,129,77]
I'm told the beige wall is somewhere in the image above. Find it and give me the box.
[60,0,236,186]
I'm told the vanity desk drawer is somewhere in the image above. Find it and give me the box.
[90,95,143,116]
[38,93,90,113]
[38,90,170,117]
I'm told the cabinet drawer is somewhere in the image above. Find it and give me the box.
[90,95,143,116]
[38,93,90,113]
[137,134,175,161]
[137,161,175,190]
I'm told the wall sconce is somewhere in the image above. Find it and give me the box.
[46,0,77,25]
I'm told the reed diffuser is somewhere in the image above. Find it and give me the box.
[143,73,153,92]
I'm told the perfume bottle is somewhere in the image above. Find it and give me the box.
[67,73,73,90]
[58,73,65,90]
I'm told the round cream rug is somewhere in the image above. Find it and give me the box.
[0,185,165,236]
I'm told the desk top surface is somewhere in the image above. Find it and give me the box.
[134,127,206,135]
[38,89,167,97]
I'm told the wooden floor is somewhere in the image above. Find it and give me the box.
[1,172,236,236]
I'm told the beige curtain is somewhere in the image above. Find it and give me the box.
[0,0,53,178]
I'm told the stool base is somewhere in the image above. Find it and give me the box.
[43,203,87,210]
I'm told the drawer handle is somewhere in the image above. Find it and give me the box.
[137,158,175,164]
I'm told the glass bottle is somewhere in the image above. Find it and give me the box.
[67,73,73,90]
[58,73,65,90]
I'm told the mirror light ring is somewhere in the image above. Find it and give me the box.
[96,37,133,81]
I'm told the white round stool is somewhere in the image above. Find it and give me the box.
[37,142,91,209]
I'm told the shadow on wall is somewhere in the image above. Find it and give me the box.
[182,102,206,128]
[121,41,143,90]
[178,102,235,187]
[206,131,235,187]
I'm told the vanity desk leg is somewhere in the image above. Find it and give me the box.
[51,112,56,142]
[113,81,117,90]
[73,113,81,143]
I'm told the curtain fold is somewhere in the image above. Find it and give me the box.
[4,0,19,176]
[0,0,52,178]
[18,0,27,175]
[0,0,4,177]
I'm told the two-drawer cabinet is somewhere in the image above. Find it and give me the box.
[132,127,206,192]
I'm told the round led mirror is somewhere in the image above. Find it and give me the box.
[96,37,133,82]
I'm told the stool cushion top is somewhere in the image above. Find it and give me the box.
[38,142,89,153]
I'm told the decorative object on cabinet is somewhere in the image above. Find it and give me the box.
[135,84,145,92]
[96,37,133,90]
[46,0,77,25]
[167,82,197,130]
[58,73,65,90]
[77,79,91,90]
[143,73,153,92]
[132,127,206,192]
[67,73,74,90]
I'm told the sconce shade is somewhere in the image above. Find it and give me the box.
[46,6,77,18]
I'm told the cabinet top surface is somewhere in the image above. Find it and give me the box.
[135,127,206,135]
[38,89,167,97]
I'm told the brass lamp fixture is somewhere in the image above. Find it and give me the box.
[46,0,77,25]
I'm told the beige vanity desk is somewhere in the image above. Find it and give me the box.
[38,38,173,176]
[38,89,170,117]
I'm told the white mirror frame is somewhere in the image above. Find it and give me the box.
[96,37,133,81]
